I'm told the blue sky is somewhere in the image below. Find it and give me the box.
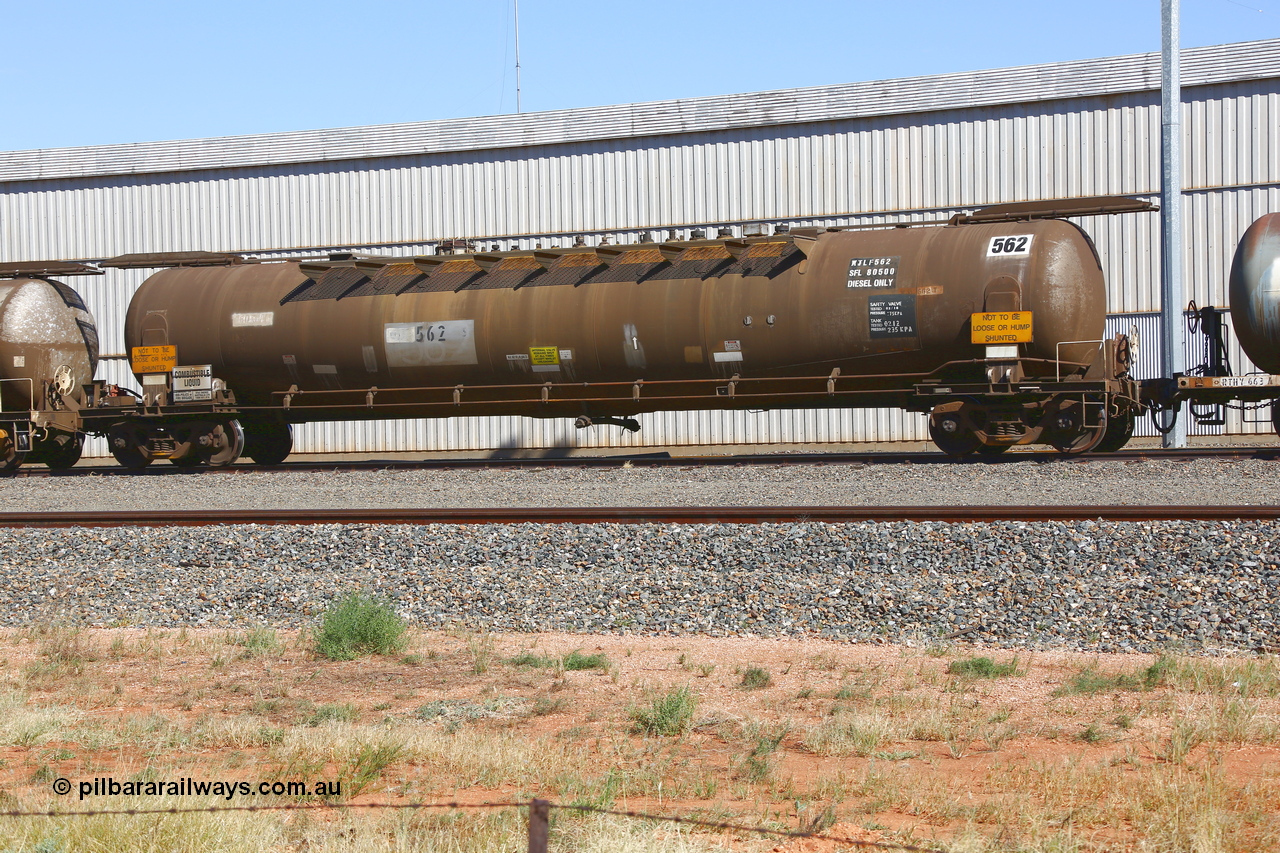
[2,0,1278,151]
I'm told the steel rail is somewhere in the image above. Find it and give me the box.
[11,445,1280,478]
[1,505,1277,528]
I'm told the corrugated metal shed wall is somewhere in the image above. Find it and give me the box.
[4,79,1275,271]
[3,45,1277,456]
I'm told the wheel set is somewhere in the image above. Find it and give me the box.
[107,418,290,469]
[930,399,1138,458]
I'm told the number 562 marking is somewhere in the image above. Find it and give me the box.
[987,235,1033,256]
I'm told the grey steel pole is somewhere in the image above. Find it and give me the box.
[1161,0,1188,447]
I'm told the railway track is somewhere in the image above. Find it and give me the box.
[2,505,1277,528]
[10,445,1280,478]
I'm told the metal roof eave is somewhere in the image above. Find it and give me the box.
[1,38,1277,186]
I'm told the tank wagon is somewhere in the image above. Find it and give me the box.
[95,197,1148,467]
[0,263,100,469]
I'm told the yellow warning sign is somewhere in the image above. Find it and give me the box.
[130,345,178,373]
[529,346,560,366]
[971,312,1033,345]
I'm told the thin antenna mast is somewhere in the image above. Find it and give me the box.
[514,0,522,113]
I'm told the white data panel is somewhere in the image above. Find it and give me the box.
[384,321,478,367]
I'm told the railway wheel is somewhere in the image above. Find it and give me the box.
[929,410,980,457]
[108,423,153,469]
[30,432,84,470]
[1047,407,1107,455]
[183,420,244,467]
[241,420,293,465]
[1092,410,1135,453]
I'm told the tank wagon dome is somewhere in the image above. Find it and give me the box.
[1229,213,1280,375]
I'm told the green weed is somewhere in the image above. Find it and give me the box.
[1077,723,1107,744]
[562,650,609,671]
[312,595,407,661]
[947,656,1020,678]
[345,739,405,796]
[508,649,609,672]
[227,628,282,657]
[629,687,697,736]
[302,703,358,727]
[1056,656,1176,696]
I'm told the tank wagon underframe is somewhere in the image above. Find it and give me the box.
[75,363,1140,437]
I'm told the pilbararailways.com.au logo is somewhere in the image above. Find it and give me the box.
[55,777,342,801]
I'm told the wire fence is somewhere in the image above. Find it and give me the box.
[0,797,950,852]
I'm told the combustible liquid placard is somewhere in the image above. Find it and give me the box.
[971,312,1033,345]
[130,345,178,373]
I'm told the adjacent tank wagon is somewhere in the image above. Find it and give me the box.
[1230,213,1280,377]
[1223,212,1280,436]
[0,265,100,469]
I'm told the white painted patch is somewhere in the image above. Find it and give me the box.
[362,345,378,373]
[385,320,478,367]
[142,374,167,386]
[987,235,1033,256]
[622,323,646,369]
[713,351,744,362]
[11,356,23,368]
[312,364,338,374]
[384,326,415,344]
[532,364,561,373]
[231,311,274,327]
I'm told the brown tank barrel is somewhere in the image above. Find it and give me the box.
[123,219,1104,419]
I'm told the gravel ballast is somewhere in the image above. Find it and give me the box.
[8,518,1277,654]
[0,456,1278,510]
